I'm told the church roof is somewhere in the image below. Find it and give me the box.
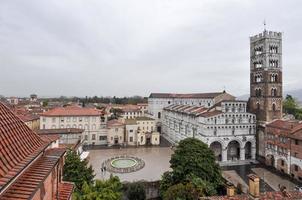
[149,92,228,99]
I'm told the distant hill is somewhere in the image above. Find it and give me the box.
[236,89,302,104]
[286,89,302,105]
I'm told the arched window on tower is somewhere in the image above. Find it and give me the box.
[271,88,277,97]
[272,104,276,111]
[256,102,260,110]
[255,88,262,97]
[271,74,278,82]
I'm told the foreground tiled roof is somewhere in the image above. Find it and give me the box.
[40,105,103,116]
[0,148,66,200]
[57,182,74,200]
[0,102,48,191]
[149,92,226,99]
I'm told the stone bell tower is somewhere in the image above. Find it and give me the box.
[249,30,283,123]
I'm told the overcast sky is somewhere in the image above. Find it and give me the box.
[0,0,301,97]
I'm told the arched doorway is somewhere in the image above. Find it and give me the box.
[245,142,252,159]
[210,142,222,161]
[227,141,240,161]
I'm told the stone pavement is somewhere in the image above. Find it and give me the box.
[223,170,249,193]
[251,167,297,191]
[88,146,173,182]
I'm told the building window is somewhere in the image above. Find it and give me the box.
[281,160,284,166]
[158,112,161,119]
[272,104,276,111]
[271,88,277,97]
[92,134,96,140]
[73,117,77,122]
[42,117,46,122]
[130,129,133,133]
[295,139,299,145]
[79,117,82,122]
[115,128,118,132]
[141,136,143,143]
[52,118,56,123]
[130,137,133,142]
[84,135,88,140]
[99,136,107,140]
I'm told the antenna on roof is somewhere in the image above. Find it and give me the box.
[223,86,226,93]
[263,20,267,31]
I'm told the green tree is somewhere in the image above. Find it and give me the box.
[160,138,223,199]
[63,150,95,190]
[283,95,302,120]
[125,182,146,200]
[74,175,122,200]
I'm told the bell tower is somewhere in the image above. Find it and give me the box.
[249,30,283,122]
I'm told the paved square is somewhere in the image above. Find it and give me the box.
[88,147,173,182]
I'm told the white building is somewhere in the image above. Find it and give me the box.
[40,105,108,145]
[147,91,235,132]
[121,105,143,119]
[125,116,160,146]
[162,100,256,162]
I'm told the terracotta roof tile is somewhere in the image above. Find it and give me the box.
[149,92,227,99]
[57,182,74,200]
[0,148,66,200]
[41,106,103,117]
[0,102,48,191]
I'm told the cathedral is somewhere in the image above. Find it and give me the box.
[148,29,284,164]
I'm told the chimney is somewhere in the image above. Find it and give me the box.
[226,182,235,197]
[248,174,260,198]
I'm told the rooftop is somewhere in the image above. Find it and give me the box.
[40,105,104,117]
[0,148,66,199]
[149,91,229,99]
[0,102,48,191]
[107,119,124,127]
[36,128,84,135]
[136,116,154,121]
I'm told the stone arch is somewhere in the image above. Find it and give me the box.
[210,141,223,161]
[227,140,240,161]
[226,138,244,148]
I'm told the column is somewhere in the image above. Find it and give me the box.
[252,146,256,160]
[240,148,245,160]
[222,148,228,162]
